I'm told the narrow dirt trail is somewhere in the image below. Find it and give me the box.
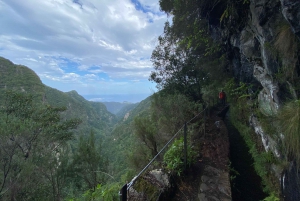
[171,106,230,201]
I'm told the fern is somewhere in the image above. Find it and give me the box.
[263,192,280,201]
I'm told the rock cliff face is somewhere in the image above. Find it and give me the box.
[281,0,300,39]
[211,0,300,200]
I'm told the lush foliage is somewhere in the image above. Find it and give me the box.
[101,96,153,181]
[2,0,300,198]
[263,193,280,201]
[225,81,280,195]
[45,87,117,136]
[150,0,227,102]
[101,101,136,116]
[132,93,202,170]
[0,90,81,200]
[71,131,109,191]
[278,100,300,165]
[0,58,121,200]
[68,183,120,201]
[0,57,45,99]
[163,137,197,175]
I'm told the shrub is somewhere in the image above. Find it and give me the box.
[263,192,280,201]
[277,100,300,164]
[163,137,197,176]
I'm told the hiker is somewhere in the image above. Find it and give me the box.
[219,90,226,106]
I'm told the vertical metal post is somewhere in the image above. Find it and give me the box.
[208,100,210,117]
[184,122,187,171]
[204,106,206,138]
[119,184,127,201]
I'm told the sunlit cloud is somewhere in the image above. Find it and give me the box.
[0,0,169,101]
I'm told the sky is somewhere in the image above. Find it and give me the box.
[0,0,169,102]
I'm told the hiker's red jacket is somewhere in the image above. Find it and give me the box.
[219,92,226,99]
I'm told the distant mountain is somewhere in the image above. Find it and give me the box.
[0,57,45,100]
[102,95,152,178]
[0,57,117,136]
[101,101,134,115]
[0,56,154,179]
[115,102,139,120]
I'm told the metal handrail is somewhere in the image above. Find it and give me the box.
[127,124,185,190]
[122,104,209,198]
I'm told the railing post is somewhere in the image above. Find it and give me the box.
[204,105,206,138]
[184,122,187,171]
[119,184,127,201]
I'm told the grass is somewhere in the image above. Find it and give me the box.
[274,22,299,82]
[277,100,300,165]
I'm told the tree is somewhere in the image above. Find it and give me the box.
[72,131,108,191]
[134,116,159,158]
[132,93,201,169]
[150,0,225,102]
[0,90,81,200]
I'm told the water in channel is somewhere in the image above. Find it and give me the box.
[226,120,268,201]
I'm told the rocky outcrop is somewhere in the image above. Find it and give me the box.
[126,169,173,201]
[214,0,300,199]
[253,63,280,116]
[249,115,281,158]
[235,0,282,115]
[281,0,300,39]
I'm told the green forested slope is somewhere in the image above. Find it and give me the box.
[115,102,138,120]
[0,57,45,99]
[102,101,135,115]
[102,96,152,179]
[0,56,122,200]
[0,57,117,136]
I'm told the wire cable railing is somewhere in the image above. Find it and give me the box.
[119,102,214,201]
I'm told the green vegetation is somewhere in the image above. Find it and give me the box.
[0,58,120,200]
[0,57,45,100]
[263,193,280,201]
[72,131,108,191]
[0,90,81,200]
[101,96,152,181]
[134,176,161,201]
[115,102,138,120]
[101,101,136,116]
[1,0,300,199]
[164,137,197,176]
[131,92,202,171]
[45,87,117,136]
[278,100,300,165]
[224,80,280,195]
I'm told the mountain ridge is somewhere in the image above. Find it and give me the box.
[0,56,117,136]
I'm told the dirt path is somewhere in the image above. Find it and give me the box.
[171,106,230,201]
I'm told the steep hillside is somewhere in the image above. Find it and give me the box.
[115,102,139,120]
[214,1,300,199]
[0,57,45,99]
[102,96,152,179]
[101,101,135,115]
[149,0,300,200]
[0,57,117,136]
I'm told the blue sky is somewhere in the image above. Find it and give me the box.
[0,0,169,102]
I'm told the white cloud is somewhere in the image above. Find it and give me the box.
[0,0,169,101]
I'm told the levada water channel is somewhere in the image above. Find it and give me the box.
[225,119,267,201]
